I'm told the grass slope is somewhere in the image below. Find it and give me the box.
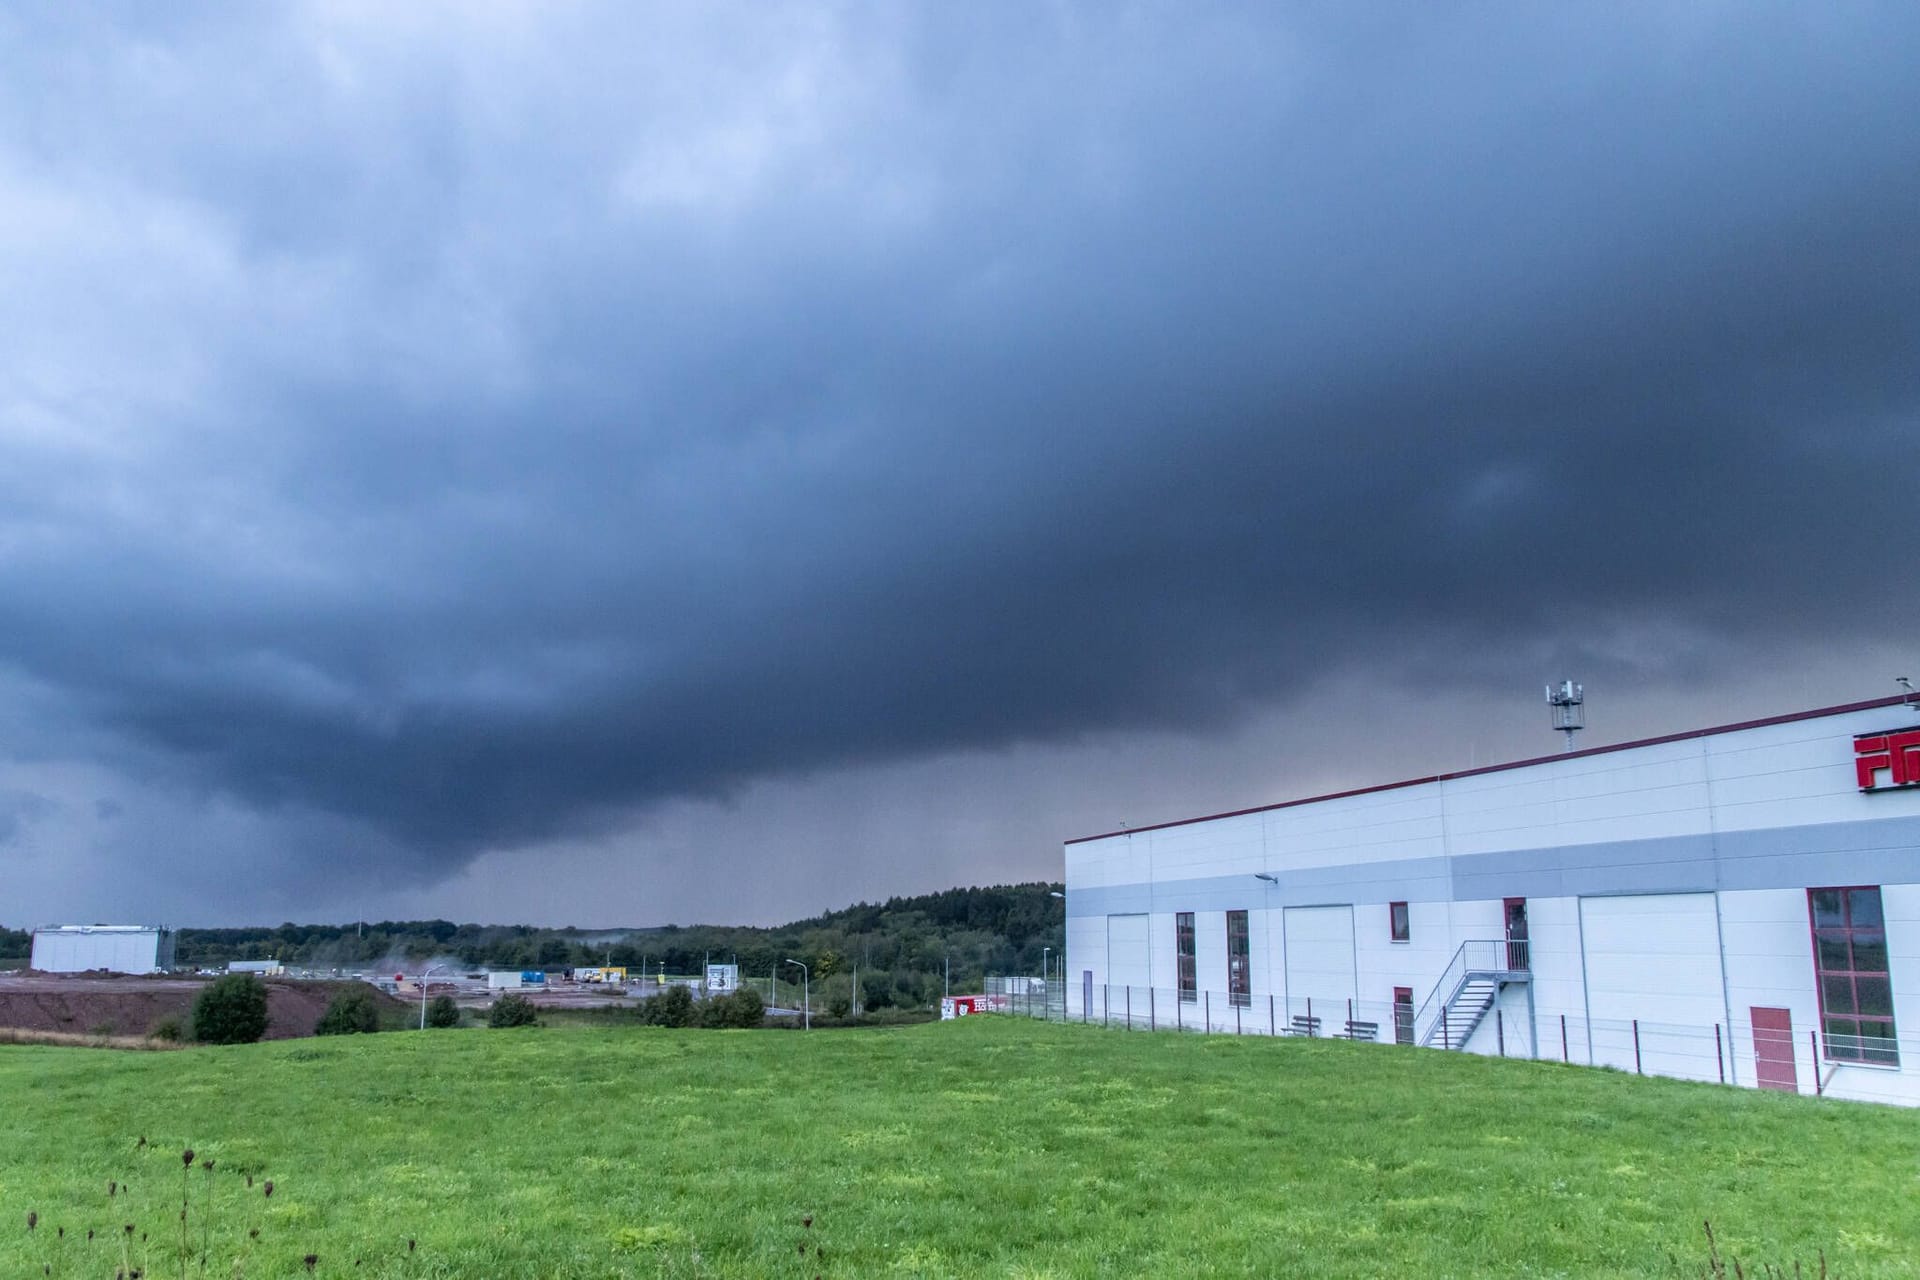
[2,1018,1916,1278]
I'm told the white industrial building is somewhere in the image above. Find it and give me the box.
[30,925,176,975]
[1064,694,1920,1104]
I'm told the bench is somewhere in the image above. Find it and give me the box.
[1288,1014,1322,1037]
[1341,1020,1379,1042]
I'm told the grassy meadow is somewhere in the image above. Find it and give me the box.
[3,1016,1917,1278]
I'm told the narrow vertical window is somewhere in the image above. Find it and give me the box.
[1389,901,1410,942]
[1393,986,1414,1045]
[1176,912,1196,1003]
[1226,909,1250,1007]
[1809,887,1898,1065]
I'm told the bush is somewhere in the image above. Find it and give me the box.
[638,984,697,1028]
[487,994,540,1028]
[426,994,461,1028]
[827,994,852,1020]
[148,1014,185,1042]
[191,974,269,1045]
[314,986,381,1036]
[701,986,765,1029]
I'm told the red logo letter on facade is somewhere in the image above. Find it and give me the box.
[1857,735,1893,789]
[1858,731,1920,789]
[1891,730,1920,787]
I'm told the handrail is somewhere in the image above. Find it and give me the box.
[1411,941,1471,1044]
[1412,938,1529,1044]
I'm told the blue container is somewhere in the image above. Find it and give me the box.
[521,970,546,985]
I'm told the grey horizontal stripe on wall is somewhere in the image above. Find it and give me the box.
[1064,815,1920,918]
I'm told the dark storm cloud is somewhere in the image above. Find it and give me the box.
[2,6,1917,882]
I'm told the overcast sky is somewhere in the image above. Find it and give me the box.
[2,5,1917,929]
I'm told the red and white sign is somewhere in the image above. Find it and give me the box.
[941,996,980,1019]
[1855,729,1920,791]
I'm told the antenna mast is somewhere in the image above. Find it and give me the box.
[1547,680,1585,752]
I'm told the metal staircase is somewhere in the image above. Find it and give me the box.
[1415,940,1529,1050]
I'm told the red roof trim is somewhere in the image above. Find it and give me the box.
[1064,693,1916,846]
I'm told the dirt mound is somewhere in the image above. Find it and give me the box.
[0,975,406,1041]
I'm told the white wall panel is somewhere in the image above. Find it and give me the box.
[1106,914,1150,989]
[1283,906,1355,1009]
[1579,894,1726,1079]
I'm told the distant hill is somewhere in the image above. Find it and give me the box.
[101,880,1064,1010]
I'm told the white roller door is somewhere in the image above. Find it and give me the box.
[1105,914,1151,989]
[1579,893,1727,1079]
[1283,906,1356,1011]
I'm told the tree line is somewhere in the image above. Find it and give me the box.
[57,880,1067,1010]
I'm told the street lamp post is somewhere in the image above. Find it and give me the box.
[418,963,447,1030]
[785,959,809,1030]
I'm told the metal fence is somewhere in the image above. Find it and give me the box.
[988,979,1919,1105]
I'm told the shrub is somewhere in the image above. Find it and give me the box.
[638,984,697,1027]
[191,974,270,1045]
[703,986,765,1029]
[148,1014,185,1042]
[487,994,540,1028]
[827,994,852,1020]
[314,986,381,1036]
[426,994,461,1028]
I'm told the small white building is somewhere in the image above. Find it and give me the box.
[227,960,284,976]
[1065,694,1920,1104]
[31,925,175,975]
[488,970,548,990]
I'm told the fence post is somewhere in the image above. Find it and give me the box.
[1205,990,1211,1034]
[1496,1008,1505,1057]
[1125,986,1131,1030]
[1812,1029,1823,1096]
[1103,984,1108,1028]
[1176,993,1182,1032]
[1632,1019,1642,1075]
[1236,999,1242,1035]
[1560,1014,1569,1063]
[1307,997,1314,1037]
[1441,1004,1449,1048]
[1150,987,1156,1032]
[1269,993,1276,1037]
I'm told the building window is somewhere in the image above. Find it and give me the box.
[1393,986,1414,1045]
[1176,912,1196,1003]
[1389,901,1410,943]
[1226,910,1251,1007]
[1809,887,1898,1066]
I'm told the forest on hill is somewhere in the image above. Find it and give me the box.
[3,881,1066,1009]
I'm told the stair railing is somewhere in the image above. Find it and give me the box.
[1412,939,1527,1046]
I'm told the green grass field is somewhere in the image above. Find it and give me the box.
[3,1017,1916,1278]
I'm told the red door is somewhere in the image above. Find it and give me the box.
[1751,1007,1798,1092]
[1503,897,1529,971]
[1393,987,1414,1045]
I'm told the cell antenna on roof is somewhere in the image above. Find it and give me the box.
[1547,680,1585,752]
